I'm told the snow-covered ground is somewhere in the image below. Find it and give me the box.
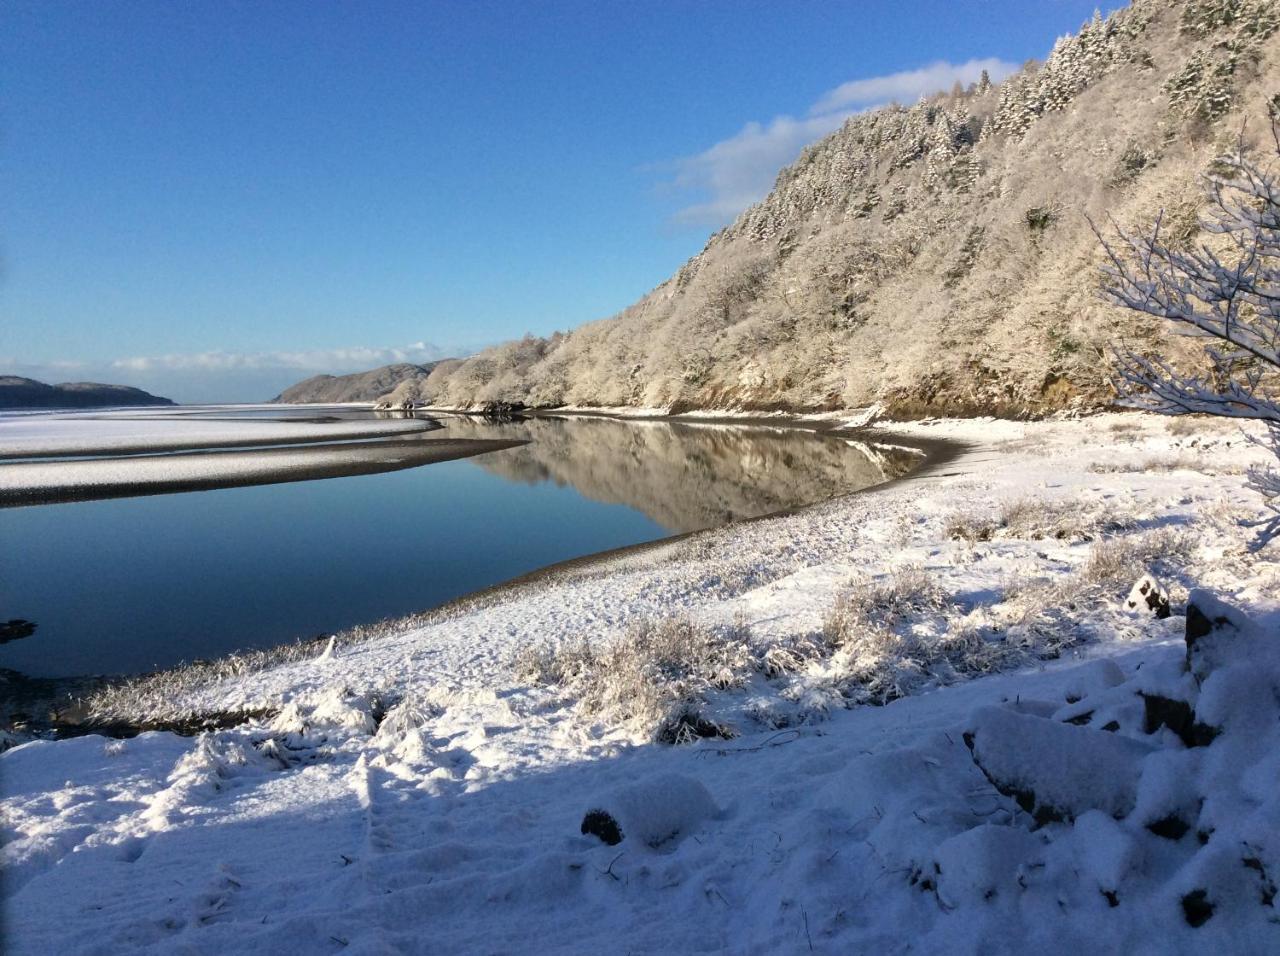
[4,413,1280,953]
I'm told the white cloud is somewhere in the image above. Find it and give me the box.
[808,57,1017,116]
[667,113,851,228]
[109,342,446,374]
[662,57,1019,229]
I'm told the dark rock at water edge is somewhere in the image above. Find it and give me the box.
[479,401,527,421]
[0,619,37,644]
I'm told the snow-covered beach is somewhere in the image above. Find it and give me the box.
[4,412,1280,953]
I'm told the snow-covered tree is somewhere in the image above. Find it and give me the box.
[1100,128,1280,543]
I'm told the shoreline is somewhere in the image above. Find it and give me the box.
[431,424,966,611]
[8,413,950,736]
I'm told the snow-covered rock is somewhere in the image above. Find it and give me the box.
[964,705,1154,822]
[1125,573,1170,619]
[580,773,719,849]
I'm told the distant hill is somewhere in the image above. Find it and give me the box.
[271,362,444,404]
[0,376,175,409]
[387,0,1280,417]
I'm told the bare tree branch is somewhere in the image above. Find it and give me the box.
[1099,121,1280,547]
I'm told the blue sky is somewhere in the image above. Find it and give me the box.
[3,0,1108,401]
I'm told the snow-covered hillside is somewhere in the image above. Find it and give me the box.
[4,413,1280,953]
[392,0,1280,417]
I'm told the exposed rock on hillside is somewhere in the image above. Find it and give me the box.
[394,0,1280,417]
[272,362,443,404]
[0,376,174,409]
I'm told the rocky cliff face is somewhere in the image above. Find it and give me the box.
[395,0,1280,418]
[0,377,175,409]
[272,362,443,404]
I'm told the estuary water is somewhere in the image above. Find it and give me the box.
[0,410,918,678]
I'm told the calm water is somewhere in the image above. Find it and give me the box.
[0,414,913,678]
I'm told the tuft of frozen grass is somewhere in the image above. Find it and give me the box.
[1000,498,1136,541]
[1108,419,1144,438]
[1165,415,1206,436]
[1080,528,1196,589]
[996,527,1197,652]
[945,496,1135,544]
[515,616,753,742]
[820,565,1024,705]
[1087,455,1246,476]
[824,564,947,639]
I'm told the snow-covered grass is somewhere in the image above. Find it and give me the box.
[5,411,1280,952]
[515,616,754,744]
[944,494,1137,544]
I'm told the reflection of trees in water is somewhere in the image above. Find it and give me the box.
[440,416,920,532]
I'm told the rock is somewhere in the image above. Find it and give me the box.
[478,401,527,421]
[1139,692,1218,748]
[580,773,718,849]
[0,728,28,753]
[963,706,1153,824]
[580,809,624,846]
[1185,590,1253,682]
[0,619,37,645]
[1124,573,1170,619]
[932,824,1043,907]
[1181,888,1214,927]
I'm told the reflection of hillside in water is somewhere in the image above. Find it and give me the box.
[442,416,921,533]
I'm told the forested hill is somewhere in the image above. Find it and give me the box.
[391,0,1278,417]
[272,362,443,404]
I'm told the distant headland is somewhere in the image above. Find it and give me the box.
[0,376,175,409]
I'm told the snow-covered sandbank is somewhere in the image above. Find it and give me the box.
[0,437,527,508]
[4,413,1280,953]
[0,408,525,506]
[0,412,439,459]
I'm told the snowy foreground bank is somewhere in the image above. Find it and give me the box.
[4,413,1280,953]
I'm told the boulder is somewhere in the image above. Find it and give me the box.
[1185,590,1254,682]
[964,706,1153,824]
[479,401,527,421]
[1124,573,1170,619]
[932,824,1043,907]
[580,772,718,849]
